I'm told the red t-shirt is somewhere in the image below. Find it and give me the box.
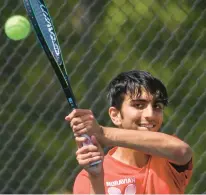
[73,147,193,194]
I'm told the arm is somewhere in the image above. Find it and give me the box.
[74,135,105,194]
[66,109,192,166]
[102,127,192,165]
[73,170,105,194]
[89,172,105,194]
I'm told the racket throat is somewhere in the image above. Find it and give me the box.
[63,87,78,109]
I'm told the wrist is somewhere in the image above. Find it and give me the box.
[101,126,114,147]
[88,168,104,179]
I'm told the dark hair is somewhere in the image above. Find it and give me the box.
[107,70,168,109]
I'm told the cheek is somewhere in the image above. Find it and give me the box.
[126,107,142,118]
[155,111,163,126]
[122,108,142,125]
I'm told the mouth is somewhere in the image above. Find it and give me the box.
[138,124,156,130]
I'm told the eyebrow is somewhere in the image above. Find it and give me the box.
[130,99,164,104]
[130,99,149,103]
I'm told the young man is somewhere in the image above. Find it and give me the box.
[65,70,193,194]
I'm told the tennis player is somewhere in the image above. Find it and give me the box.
[66,70,193,194]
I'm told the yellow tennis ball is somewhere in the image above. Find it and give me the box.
[4,15,31,41]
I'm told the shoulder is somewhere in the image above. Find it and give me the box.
[74,169,89,182]
[73,169,90,194]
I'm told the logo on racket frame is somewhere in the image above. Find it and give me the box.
[39,1,61,63]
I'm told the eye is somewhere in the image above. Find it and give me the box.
[154,102,164,110]
[134,103,145,109]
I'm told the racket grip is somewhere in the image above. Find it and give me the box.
[82,134,102,167]
[63,87,102,166]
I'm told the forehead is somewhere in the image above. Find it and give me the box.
[125,88,154,102]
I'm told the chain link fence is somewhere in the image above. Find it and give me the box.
[0,0,205,193]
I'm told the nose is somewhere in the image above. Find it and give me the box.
[143,104,155,119]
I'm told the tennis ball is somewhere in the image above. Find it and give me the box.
[4,15,31,41]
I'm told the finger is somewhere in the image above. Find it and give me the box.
[73,121,92,132]
[74,128,88,136]
[78,156,103,167]
[75,136,87,143]
[75,139,83,149]
[75,136,87,149]
[76,145,99,155]
[73,123,85,132]
[70,115,92,128]
[65,109,93,121]
[77,151,101,161]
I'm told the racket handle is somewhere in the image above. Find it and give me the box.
[63,87,102,166]
[82,134,102,167]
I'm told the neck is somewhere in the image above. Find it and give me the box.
[112,147,150,168]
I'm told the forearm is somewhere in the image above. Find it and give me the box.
[89,172,105,194]
[102,127,192,165]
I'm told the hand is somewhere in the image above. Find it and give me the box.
[65,109,105,145]
[75,135,104,176]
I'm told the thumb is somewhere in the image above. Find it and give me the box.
[75,136,86,149]
[91,135,98,145]
[91,135,103,153]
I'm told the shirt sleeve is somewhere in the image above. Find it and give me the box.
[73,171,90,194]
[167,158,193,187]
[170,158,192,172]
[168,135,193,186]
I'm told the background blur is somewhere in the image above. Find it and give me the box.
[0,0,205,193]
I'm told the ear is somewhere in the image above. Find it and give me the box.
[108,107,122,126]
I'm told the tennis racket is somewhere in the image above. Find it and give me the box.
[23,0,101,167]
